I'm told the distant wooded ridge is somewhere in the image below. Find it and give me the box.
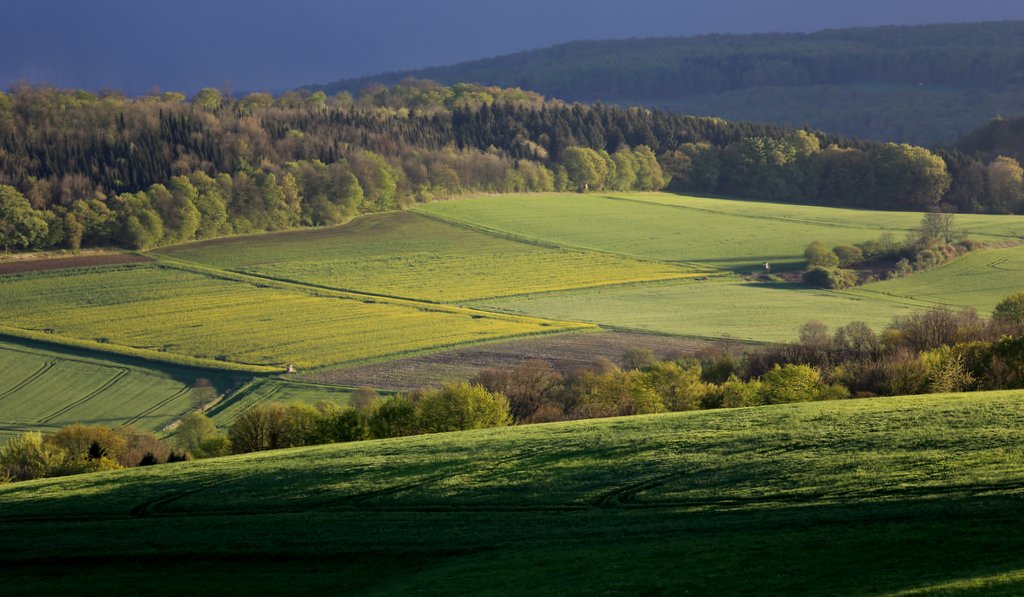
[307,21,1024,144]
[1,80,1023,254]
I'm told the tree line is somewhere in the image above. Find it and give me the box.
[2,80,1024,252]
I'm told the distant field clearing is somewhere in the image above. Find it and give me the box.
[0,264,587,370]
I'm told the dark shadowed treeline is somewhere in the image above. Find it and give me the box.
[1,80,1022,252]
[311,22,1024,144]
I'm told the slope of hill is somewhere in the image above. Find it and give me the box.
[310,21,1024,144]
[3,391,1024,594]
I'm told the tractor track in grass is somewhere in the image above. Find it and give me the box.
[119,386,193,430]
[0,362,55,404]
[4,474,1024,524]
[38,368,130,424]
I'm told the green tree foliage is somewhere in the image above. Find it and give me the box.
[192,87,224,111]
[833,244,863,267]
[993,292,1024,328]
[150,181,200,243]
[0,81,1020,256]
[0,432,57,481]
[804,241,839,268]
[761,364,835,404]
[416,383,513,433]
[562,147,607,191]
[872,144,951,210]
[188,172,231,238]
[986,156,1024,214]
[369,395,419,438]
[0,185,47,252]
[315,403,369,443]
[174,413,221,457]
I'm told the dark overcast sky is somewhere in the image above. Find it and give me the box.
[3,0,1024,95]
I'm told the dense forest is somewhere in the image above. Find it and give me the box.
[1,80,1023,253]
[958,114,1024,160]
[311,22,1024,144]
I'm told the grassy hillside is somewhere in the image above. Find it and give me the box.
[4,391,1024,594]
[0,263,586,370]
[850,245,1024,312]
[155,211,698,303]
[0,339,237,442]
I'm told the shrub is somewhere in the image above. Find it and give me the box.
[719,377,763,408]
[803,266,856,289]
[644,361,706,411]
[804,240,839,268]
[174,413,219,456]
[116,427,169,467]
[914,248,942,270]
[0,432,58,481]
[921,345,976,393]
[833,244,863,267]
[621,347,656,370]
[993,292,1024,328]
[349,387,381,412]
[894,258,913,276]
[472,360,564,422]
[760,364,828,404]
[48,424,127,463]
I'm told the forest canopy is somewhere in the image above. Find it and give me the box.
[0,80,1021,252]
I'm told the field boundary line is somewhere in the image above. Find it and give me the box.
[235,266,709,305]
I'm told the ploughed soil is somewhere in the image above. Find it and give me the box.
[0,252,151,275]
[298,330,731,391]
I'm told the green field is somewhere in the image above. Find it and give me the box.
[472,277,927,343]
[155,211,696,303]
[417,193,1024,271]
[849,245,1024,313]
[0,339,237,440]
[623,192,1024,240]
[0,264,586,370]
[3,391,1024,594]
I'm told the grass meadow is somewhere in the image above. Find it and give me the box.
[3,391,1024,593]
[471,277,926,343]
[849,244,1024,313]
[155,211,698,302]
[0,264,586,370]
[418,193,1024,271]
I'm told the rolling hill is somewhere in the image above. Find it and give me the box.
[3,391,1024,594]
[309,21,1024,144]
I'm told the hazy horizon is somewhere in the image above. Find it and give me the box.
[4,0,1024,96]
